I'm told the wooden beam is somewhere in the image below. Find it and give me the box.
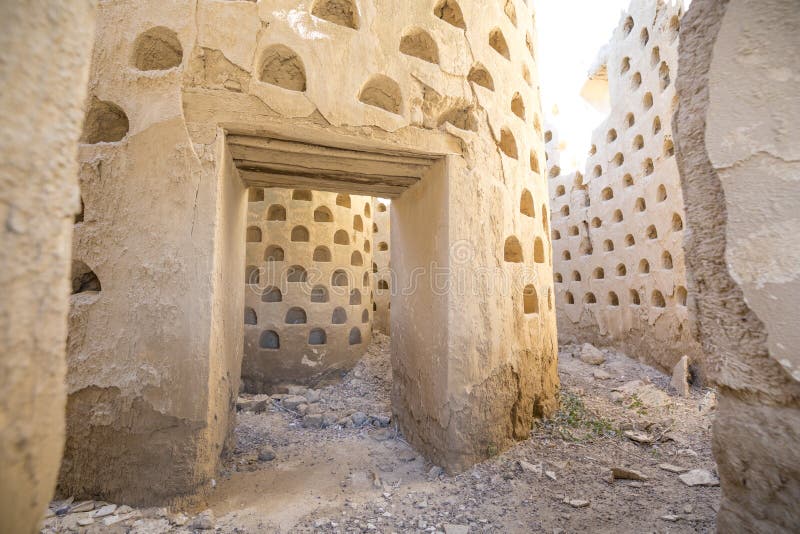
[239,171,408,198]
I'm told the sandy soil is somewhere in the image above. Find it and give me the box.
[42,334,720,533]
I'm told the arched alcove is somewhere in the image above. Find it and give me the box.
[260,45,306,91]
[132,26,182,71]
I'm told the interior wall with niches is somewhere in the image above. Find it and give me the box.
[242,188,373,392]
[547,0,703,377]
[371,198,391,335]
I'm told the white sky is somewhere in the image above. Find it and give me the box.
[536,0,632,171]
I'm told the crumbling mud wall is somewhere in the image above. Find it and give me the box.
[0,3,97,533]
[63,0,558,496]
[675,0,800,530]
[371,199,391,335]
[548,0,703,378]
[60,1,246,505]
[242,188,373,392]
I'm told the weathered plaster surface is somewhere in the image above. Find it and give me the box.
[675,0,800,530]
[65,0,557,498]
[0,2,96,532]
[548,0,703,378]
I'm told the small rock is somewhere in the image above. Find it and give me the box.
[372,414,391,427]
[92,504,117,518]
[611,467,649,481]
[322,412,339,427]
[303,414,324,428]
[679,469,719,487]
[661,514,680,522]
[304,389,321,403]
[677,448,699,458]
[593,369,611,380]
[610,392,624,403]
[70,501,94,514]
[117,505,132,515]
[518,460,542,476]
[350,412,367,426]
[190,509,215,530]
[428,466,444,479]
[545,470,557,481]
[683,505,694,514]
[635,384,671,408]
[443,524,469,534]
[296,403,309,415]
[103,515,122,526]
[580,344,606,365]
[658,463,688,474]
[171,513,189,526]
[282,395,308,410]
[624,430,654,444]
[567,499,590,508]
[77,517,95,526]
[671,355,691,397]
[258,446,276,461]
[55,504,71,516]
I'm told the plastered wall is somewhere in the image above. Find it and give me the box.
[548,0,703,377]
[0,3,97,532]
[242,188,373,392]
[675,0,800,530]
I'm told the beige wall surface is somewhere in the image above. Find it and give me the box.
[675,0,800,530]
[0,2,97,532]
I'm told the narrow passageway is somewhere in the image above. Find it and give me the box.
[41,335,719,533]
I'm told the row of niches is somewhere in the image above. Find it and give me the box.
[553,218,683,259]
[248,242,374,265]
[245,299,371,325]
[244,265,373,290]
[552,203,684,237]
[560,286,687,309]
[251,325,367,350]
[620,12,679,48]
[553,246,682,282]
[546,122,670,185]
[552,163,678,210]
[249,189,373,218]
[503,235,548,264]
[247,214,371,236]
[247,276,371,301]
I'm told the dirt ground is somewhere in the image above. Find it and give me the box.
[42,334,720,533]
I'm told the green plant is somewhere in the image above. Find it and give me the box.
[544,391,618,441]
